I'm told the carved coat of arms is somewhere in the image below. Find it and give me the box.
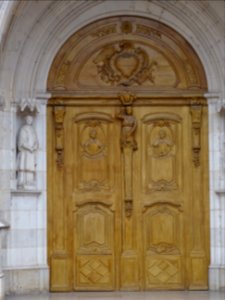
[93,41,158,86]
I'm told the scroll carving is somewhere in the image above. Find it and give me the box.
[93,41,158,86]
[53,106,65,167]
[190,101,202,167]
[117,106,137,217]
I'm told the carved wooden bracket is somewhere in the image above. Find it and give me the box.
[190,101,202,167]
[53,106,65,167]
[119,92,136,106]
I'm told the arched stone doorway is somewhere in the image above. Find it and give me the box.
[47,16,209,291]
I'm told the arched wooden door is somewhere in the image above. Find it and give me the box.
[47,17,209,291]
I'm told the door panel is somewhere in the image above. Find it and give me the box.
[48,102,209,291]
[135,107,187,289]
[70,107,121,290]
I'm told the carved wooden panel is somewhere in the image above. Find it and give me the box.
[48,102,209,291]
[75,204,113,254]
[143,204,183,288]
[142,113,181,193]
[73,112,114,193]
[146,257,182,286]
[68,107,121,291]
[144,205,182,255]
[74,204,114,290]
[47,17,207,94]
[76,256,113,289]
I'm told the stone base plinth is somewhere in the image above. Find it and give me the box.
[209,265,225,291]
[4,265,49,295]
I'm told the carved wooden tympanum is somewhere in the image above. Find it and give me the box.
[47,16,209,292]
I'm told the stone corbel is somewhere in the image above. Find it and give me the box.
[53,106,65,167]
[17,98,40,113]
[190,100,202,167]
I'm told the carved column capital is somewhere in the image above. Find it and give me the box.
[17,98,40,113]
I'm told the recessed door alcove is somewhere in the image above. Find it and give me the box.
[47,16,209,291]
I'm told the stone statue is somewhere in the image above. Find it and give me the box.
[117,106,137,150]
[17,115,39,189]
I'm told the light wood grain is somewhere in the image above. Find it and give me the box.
[47,16,209,291]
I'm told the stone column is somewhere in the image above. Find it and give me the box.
[206,93,225,290]
[0,221,9,300]
[5,95,50,294]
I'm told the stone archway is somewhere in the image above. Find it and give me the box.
[47,16,209,291]
[0,1,224,294]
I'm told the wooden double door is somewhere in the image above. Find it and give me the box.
[48,101,209,291]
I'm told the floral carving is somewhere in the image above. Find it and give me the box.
[93,41,158,86]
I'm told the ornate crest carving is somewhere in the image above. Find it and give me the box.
[93,41,158,86]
